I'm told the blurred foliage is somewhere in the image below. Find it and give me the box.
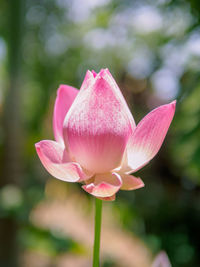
[0,0,200,266]
[19,224,80,256]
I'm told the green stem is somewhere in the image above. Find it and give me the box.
[93,198,102,267]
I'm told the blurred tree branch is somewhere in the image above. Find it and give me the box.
[0,0,25,266]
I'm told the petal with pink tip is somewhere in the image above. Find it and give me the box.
[125,101,176,173]
[35,140,92,182]
[100,68,136,129]
[82,172,122,198]
[79,70,96,91]
[53,85,78,144]
[63,69,135,173]
[92,70,97,77]
[120,174,144,190]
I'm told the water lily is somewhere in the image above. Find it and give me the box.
[35,68,176,201]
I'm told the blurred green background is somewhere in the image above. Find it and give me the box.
[0,0,200,266]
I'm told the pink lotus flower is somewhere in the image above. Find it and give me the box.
[35,69,176,201]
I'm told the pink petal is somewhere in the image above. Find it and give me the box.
[53,85,78,144]
[35,140,92,182]
[97,194,116,201]
[100,69,136,130]
[82,172,122,198]
[63,69,135,173]
[92,70,97,77]
[126,101,176,173]
[152,251,171,267]
[79,70,95,91]
[120,175,144,190]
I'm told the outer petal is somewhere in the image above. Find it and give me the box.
[63,69,134,173]
[35,140,92,182]
[125,101,176,173]
[53,85,78,144]
[82,172,122,198]
[120,175,144,190]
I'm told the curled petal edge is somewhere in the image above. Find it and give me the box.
[82,172,122,198]
[120,174,144,191]
[35,140,93,183]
